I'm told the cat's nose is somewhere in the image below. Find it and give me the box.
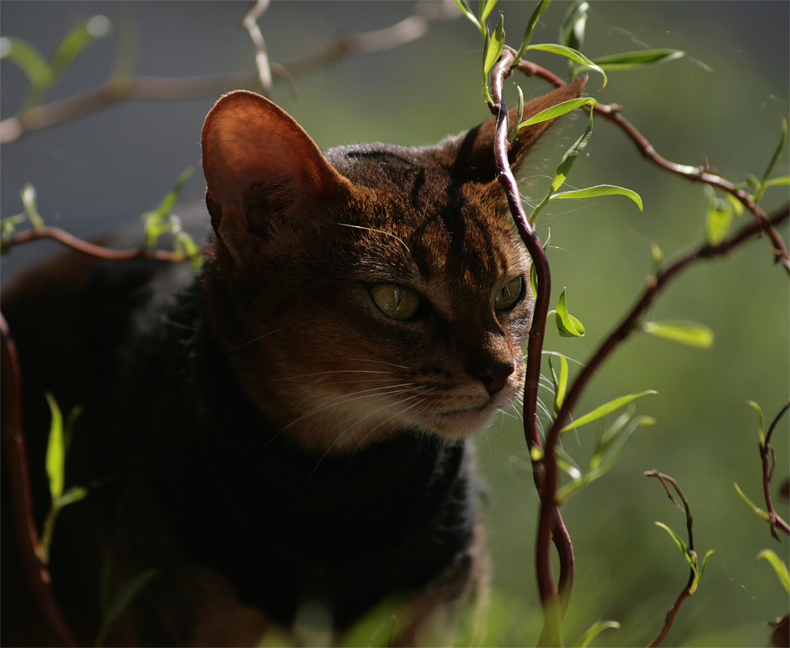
[474,361,514,395]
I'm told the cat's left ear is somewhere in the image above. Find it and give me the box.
[202,90,351,263]
[438,75,588,184]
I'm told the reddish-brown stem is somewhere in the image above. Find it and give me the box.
[644,471,697,647]
[3,225,202,262]
[515,60,790,274]
[762,402,790,539]
[1,314,78,647]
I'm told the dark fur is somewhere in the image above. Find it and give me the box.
[1,79,585,646]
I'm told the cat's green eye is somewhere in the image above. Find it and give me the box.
[494,277,524,311]
[371,283,421,321]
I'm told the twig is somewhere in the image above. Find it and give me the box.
[1,313,78,647]
[241,0,273,94]
[762,401,790,539]
[643,471,696,648]
[0,1,460,145]
[2,225,203,263]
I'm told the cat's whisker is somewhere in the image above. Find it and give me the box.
[224,328,286,353]
[335,223,411,258]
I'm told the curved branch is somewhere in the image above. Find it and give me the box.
[1,313,78,647]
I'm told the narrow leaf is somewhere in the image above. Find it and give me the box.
[549,353,569,416]
[641,320,715,348]
[760,117,787,189]
[551,105,594,193]
[518,97,596,129]
[560,1,588,53]
[746,400,765,445]
[56,485,88,508]
[49,15,111,83]
[575,620,620,648]
[562,390,657,432]
[757,549,790,594]
[734,482,770,521]
[509,85,526,142]
[94,569,159,647]
[20,183,44,230]
[529,263,539,301]
[762,175,790,190]
[0,37,52,90]
[551,184,643,211]
[513,0,553,62]
[479,0,499,24]
[527,43,607,88]
[654,521,688,554]
[44,393,65,502]
[555,288,585,338]
[453,0,482,31]
[704,186,733,245]
[482,14,505,75]
[593,48,685,71]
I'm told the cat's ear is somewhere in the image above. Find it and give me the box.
[441,75,588,184]
[201,91,351,262]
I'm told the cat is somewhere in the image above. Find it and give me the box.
[1,75,585,646]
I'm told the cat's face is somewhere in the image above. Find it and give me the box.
[201,80,584,452]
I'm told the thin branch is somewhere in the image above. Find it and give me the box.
[762,401,790,539]
[241,0,273,95]
[644,471,696,648]
[2,225,202,263]
[1,313,78,647]
[0,1,461,145]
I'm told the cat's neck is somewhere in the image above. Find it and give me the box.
[146,316,478,628]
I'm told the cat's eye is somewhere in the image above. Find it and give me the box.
[371,283,421,320]
[494,276,525,311]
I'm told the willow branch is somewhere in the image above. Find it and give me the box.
[644,471,696,648]
[762,401,790,539]
[2,225,203,262]
[1,314,78,647]
[515,61,790,273]
[1,1,460,145]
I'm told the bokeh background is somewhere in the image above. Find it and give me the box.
[2,2,788,646]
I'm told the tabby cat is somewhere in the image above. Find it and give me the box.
[1,76,585,646]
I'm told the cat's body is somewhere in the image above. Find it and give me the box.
[1,78,584,646]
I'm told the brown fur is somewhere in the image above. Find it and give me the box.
[1,77,585,646]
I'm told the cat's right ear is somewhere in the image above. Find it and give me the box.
[202,91,351,263]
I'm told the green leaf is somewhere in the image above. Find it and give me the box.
[593,48,685,71]
[482,14,505,76]
[641,320,715,348]
[560,1,588,53]
[690,549,715,594]
[551,184,643,211]
[762,175,790,190]
[94,569,159,647]
[518,97,596,129]
[757,549,790,594]
[650,243,664,267]
[479,0,499,24]
[527,43,607,88]
[20,183,45,230]
[548,353,569,417]
[513,0,553,62]
[655,521,688,554]
[733,482,771,522]
[56,485,88,508]
[49,15,111,83]
[704,185,733,245]
[453,0,482,32]
[509,85,526,142]
[550,104,594,194]
[529,263,539,301]
[44,393,65,502]
[0,37,52,91]
[555,288,585,338]
[562,390,657,432]
[575,620,620,648]
[759,117,787,194]
[746,400,765,445]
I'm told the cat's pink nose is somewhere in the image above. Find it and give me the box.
[475,362,514,395]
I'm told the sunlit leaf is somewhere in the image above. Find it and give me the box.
[641,320,714,348]
[555,288,585,338]
[527,43,607,88]
[548,353,569,416]
[479,0,499,24]
[509,84,526,142]
[734,482,770,521]
[690,549,715,594]
[593,48,685,71]
[453,0,482,31]
[518,97,596,129]
[758,549,790,594]
[560,1,588,53]
[704,185,733,245]
[49,15,111,83]
[575,619,620,648]
[0,37,51,90]
[20,183,44,230]
[746,400,765,445]
[513,0,553,62]
[44,393,65,502]
[550,105,594,194]
[483,14,505,76]
[562,391,657,432]
[529,263,539,301]
[551,184,643,211]
[655,521,688,554]
[759,117,788,195]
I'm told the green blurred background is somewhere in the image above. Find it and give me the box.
[2,2,788,646]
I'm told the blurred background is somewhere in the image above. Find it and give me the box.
[1,2,788,645]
